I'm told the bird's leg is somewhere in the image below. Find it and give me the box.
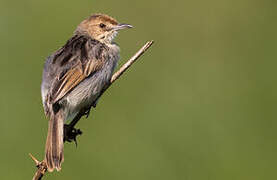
[63,107,93,145]
[63,112,84,146]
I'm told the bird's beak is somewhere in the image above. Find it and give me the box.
[113,23,133,31]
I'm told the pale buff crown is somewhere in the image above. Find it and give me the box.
[76,14,119,44]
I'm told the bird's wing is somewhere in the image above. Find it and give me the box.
[48,35,106,104]
[50,59,103,103]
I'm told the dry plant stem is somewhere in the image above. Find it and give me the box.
[111,40,154,83]
[29,153,47,180]
[95,40,154,105]
[30,40,154,180]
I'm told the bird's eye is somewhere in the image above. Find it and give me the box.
[99,23,106,28]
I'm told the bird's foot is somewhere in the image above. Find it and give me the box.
[63,124,82,146]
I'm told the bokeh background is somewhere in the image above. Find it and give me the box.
[1,0,277,179]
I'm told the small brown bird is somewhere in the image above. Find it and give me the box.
[41,14,132,172]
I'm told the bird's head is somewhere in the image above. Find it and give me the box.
[76,14,133,44]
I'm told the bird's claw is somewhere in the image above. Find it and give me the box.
[64,124,82,146]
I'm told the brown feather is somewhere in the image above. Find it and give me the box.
[45,110,64,172]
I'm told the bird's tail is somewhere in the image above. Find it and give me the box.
[45,110,64,172]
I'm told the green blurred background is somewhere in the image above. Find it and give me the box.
[1,0,277,179]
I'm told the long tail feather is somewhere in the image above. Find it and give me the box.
[45,110,64,172]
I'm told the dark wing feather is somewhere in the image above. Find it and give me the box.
[49,35,106,104]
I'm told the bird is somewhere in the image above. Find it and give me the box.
[41,13,132,172]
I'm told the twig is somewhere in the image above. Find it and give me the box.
[29,154,47,180]
[30,40,154,179]
[94,40,154,107]
[111,40,154,83]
